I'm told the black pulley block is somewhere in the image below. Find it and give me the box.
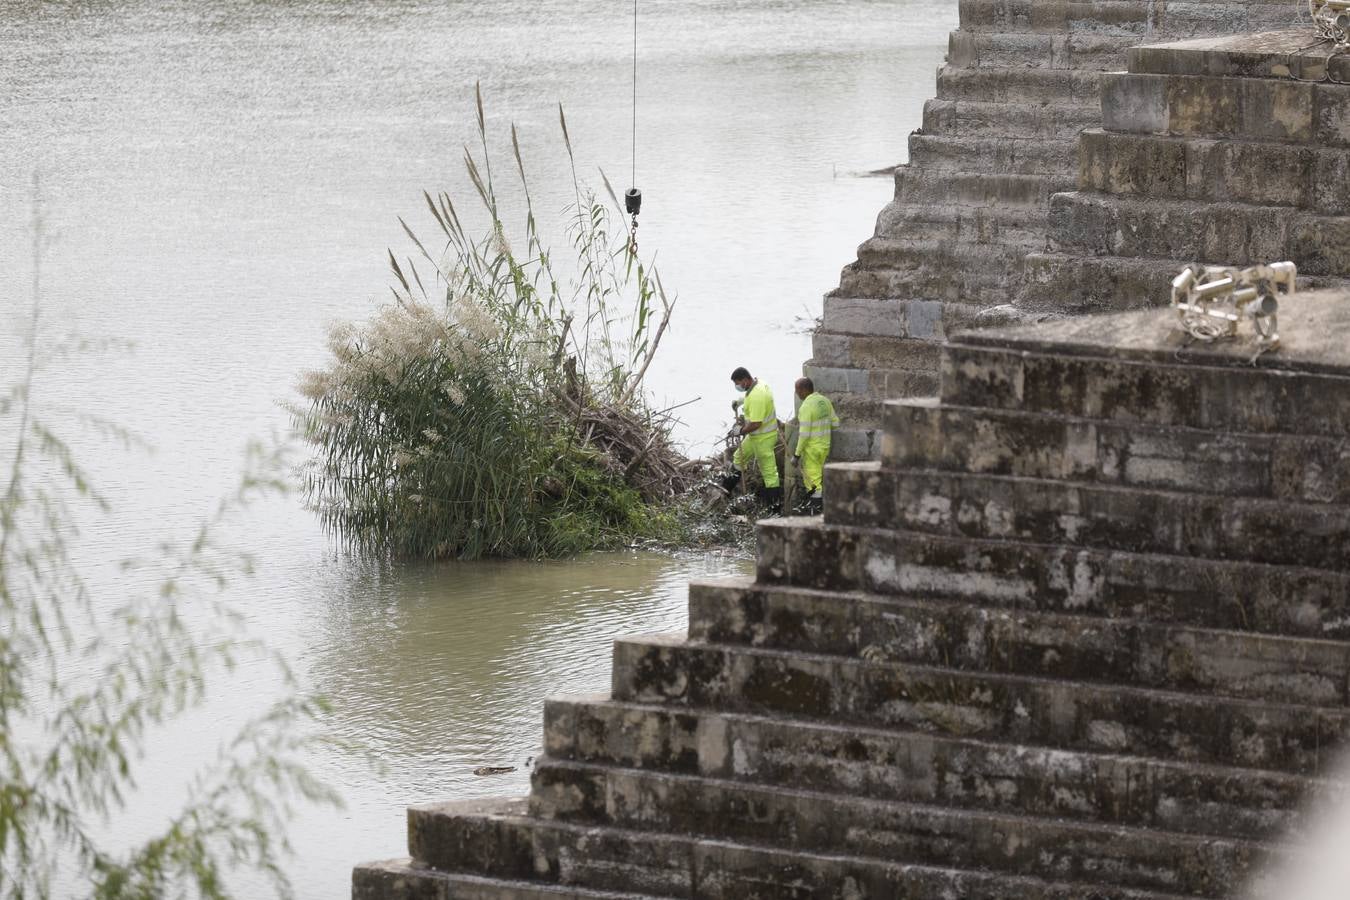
[625,187,642,216]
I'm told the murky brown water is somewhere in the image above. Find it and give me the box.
[1,0,953,894]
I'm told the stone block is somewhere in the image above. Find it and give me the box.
[838,465,1350,570]
[1241,77,1314,142]
[905,298,943,339]
[821,295,905,337]
[1126,28,1350,82]
[827,426,879,461]
[352,860,654,900]
[762,517,1350,640]
[897,169,1058,208]
[364,813,1198,900]
[838,238,1032,306]
[1312,149,1350,215]
[1101,72,1169,134]
[1047,191,1350,274]
[884,398,1350,505]
[550,696,1322,841]
[1315,83,1350,146]
[802,364,871,396]
[1186,137,1313,208]
[808,330,852,367]
[1079,129,1188,196]
[847,333,945,372]
[609,632,1350,773]
[1018,250,1185,313]
[534,759,1266,897]
[940,340,1350,438]
[691,578,1350,706]
[924,97,1101,140]
[957,0,1154,34]
[936,66,1104,106]
[907,134,1079,179]
[1166,72,1241,135]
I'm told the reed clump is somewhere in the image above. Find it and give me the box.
[297,91,701,559]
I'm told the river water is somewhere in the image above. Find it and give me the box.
[0,1,952,895]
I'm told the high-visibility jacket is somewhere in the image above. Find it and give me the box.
[742,381,777,437]
[795,392,838,453]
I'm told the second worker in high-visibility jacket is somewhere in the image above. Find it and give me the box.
[729,366,782,512]
[793,377,839,513]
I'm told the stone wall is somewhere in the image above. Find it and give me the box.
[351,27,1350,900]
[355,284,1350,900]
[812,0,1308,459]
[1025,28,1350,310]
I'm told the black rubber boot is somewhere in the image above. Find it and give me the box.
[765,486,783,515]
[719,468,742,495]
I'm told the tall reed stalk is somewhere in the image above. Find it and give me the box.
[297,91,692,560]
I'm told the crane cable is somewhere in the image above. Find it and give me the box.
[632,0,637,189]
[624,0,643,254]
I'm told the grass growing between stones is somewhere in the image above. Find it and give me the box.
[297,91,711,560]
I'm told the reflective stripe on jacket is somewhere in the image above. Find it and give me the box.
[795,392,838,452]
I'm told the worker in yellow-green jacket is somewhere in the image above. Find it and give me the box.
[726,366,782,513]
[793,377,838,515]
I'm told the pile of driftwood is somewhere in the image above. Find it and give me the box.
[570,402,706,503]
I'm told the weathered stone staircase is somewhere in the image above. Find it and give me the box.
[1024,28,1350,313]
[811,1,1308,458]
[354,289,1350,899]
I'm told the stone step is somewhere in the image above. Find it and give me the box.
[1151,3,1317,37]
[947,29,1136,70]
[956,0,1297,37]
[1017,251,1350,316]
[612,633,1350,773]
[687,576,1350,705]
[404,797,688,897]
[802,363,937,409]
[407,797,1196,900]
[1047,192,1350,276]
[810,327,950,369]
[1127,27,1350,80]
[954,0,1153,35]
[817,299,990,347]
[937,323,1350,437]
[894,167,1062,209]
[1100,69,1350,147]
[825,423,883,461]
[869,206,1047,255]
[881,398,1350,505]
[755,517,1350,640]
[530,759,1270,898]
[544,695,1325,841]
[923,97,1101,140]
[936,66,1105,105]
[838,237,1030,303]
[1018,250,1182,314]
[1078,129,1350,215]
[825,464,1350,571]
[907,133,1077,177]
[352,859,664,900]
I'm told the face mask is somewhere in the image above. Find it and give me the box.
[736,385,749,393]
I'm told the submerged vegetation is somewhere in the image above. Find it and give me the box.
[298,92,706,560]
